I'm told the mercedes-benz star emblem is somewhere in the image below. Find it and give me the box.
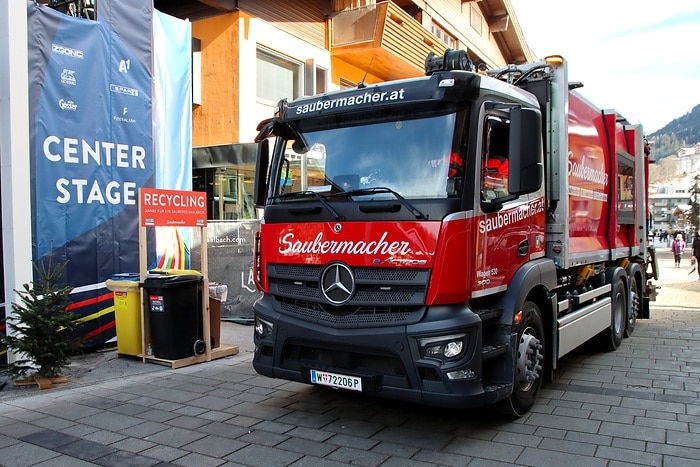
[320,263,355,305]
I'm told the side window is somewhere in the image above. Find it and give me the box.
[481,114,510,201]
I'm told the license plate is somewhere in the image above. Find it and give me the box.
[310,369,362,392]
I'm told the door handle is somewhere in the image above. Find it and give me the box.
[517,239,529,257]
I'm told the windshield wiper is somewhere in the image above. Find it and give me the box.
[270,191,344,221]
[333,187,426,220]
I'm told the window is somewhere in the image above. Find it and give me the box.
[304,59,327,96]
[430,21,457,49]
[617,152,635,224]
[481,114,510,201]
[256,48,302,103]
[275,113,462,200]
[469,4,483,35]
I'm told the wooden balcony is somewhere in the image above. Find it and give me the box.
[331,1,447,80]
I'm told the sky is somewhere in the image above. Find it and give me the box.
[509,0,700,134]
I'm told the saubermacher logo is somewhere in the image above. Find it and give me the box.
[320,262,355,306]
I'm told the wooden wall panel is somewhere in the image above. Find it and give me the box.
[238,0,329,49]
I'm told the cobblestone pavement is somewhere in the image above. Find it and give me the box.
[0,248,699,466]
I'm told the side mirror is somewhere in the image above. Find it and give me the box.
[508,107,543,195]
[254,139,270,207]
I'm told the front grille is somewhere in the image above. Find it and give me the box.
[268,263,430,326]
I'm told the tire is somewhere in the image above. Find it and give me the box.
[500,301,545,417]
[600,271,626,351]
[625,273,639,337]
[193,339,206,355]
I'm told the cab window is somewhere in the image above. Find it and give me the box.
[481,114,510,201]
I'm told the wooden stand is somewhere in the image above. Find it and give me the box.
[137,188,239,368]
[14,376,69,390]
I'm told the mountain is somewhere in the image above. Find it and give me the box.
[647,104,700,161]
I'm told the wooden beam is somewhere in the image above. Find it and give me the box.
[489,14,509,33]
[197,0,237,12]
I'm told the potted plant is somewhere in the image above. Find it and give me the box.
[0,257,82,388]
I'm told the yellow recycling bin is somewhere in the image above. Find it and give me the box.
[106,274,142,357]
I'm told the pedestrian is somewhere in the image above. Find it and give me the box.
[671,233,686,268]
[692,235,700,279]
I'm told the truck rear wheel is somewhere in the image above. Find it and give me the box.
[600,268,626,350]
[500,301,545,417]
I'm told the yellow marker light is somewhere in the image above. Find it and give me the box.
[545,55,564,65]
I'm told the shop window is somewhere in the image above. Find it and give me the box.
[193,166,257,221]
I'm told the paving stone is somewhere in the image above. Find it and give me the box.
[224,444,303,466]
[324,445,389,466]
[411,448,473,467]
[94,449,164,467]
[144,426,208,448]
[517,446,607,467]
[0,441,60,466]
[171,451,225,467]
[276,435,339,457]
[186,434,244,458]
[525,412,601,434]
[595,445,663,466]
[443,437,523,463]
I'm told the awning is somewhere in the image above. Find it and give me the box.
[192,142,258,169]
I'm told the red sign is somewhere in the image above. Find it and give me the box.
[140,188,207,227]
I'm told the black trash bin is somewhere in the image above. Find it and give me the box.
[142,274,205,360]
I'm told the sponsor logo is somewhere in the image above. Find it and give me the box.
[118,59,130,73]
[113,107,135,123]
[109,84,138,97]
[60,69,76,86]
[52,44,84,59]
[58,99,77,111]
[113,115,136,123]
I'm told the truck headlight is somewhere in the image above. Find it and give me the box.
[420,334,466,360]
[254,316,274,339]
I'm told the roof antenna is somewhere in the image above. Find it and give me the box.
[358,57,374,89]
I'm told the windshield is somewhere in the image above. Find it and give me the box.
[273,113,462,200]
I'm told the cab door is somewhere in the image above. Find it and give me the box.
[472,110,536,296]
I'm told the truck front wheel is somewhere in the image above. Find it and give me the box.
[500,301,545,417]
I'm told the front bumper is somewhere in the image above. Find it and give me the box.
[252,294,506,408]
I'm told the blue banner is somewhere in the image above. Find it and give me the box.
[28,1,155,346]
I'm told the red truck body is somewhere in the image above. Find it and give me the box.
[251,52,656,416]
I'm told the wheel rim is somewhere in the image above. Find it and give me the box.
[516,327,543,391]
[628,281,639,330]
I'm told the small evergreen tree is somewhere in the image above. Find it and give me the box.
[0,258,81,380]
